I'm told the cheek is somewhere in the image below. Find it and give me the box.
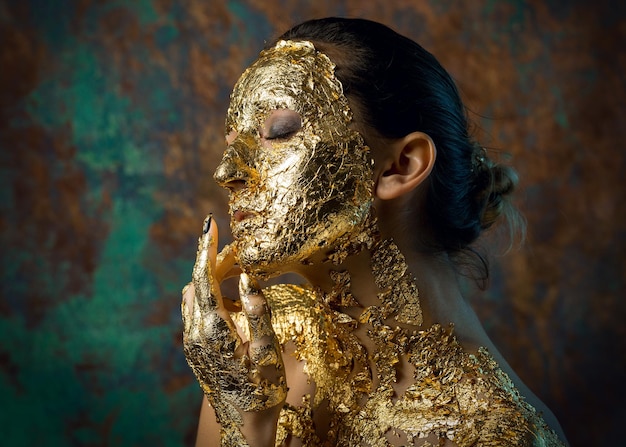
[266,172,309,219]
[259,143,311,191]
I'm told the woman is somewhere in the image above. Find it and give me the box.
[182,18,568,446]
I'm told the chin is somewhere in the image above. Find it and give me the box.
[233,239,302,280]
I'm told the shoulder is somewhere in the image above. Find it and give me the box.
[403,324,565,446]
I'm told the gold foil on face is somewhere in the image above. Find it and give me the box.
[214,40,373,277]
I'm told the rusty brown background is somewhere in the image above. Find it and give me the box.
[1,0,624,445]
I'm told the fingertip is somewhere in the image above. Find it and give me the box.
[197,215,218,265]
[202,214,212,235]
[239,273,262,297]
[182,282,195,315]
[203,213,219,240]
[239,274,269,318]
[182,281,192,296]
[181,297,188,320]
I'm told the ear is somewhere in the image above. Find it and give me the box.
[374,132,436,200]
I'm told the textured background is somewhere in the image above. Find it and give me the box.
[1,0,624,445]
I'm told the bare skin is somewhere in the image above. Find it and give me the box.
[184,131,569,446]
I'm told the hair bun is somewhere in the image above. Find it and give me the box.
[476,159,519,231]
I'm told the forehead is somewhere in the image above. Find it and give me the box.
[231,58,310,111]
[227,40,350,126]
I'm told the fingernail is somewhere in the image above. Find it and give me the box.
[239,273,261,296]
[202,214,212,234]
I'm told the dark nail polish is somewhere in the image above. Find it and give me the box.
[202,214,212,234]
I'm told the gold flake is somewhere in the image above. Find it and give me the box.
[214,40,372,279]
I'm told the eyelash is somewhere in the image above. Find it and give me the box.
[264,121,301,140]
[266,130,297,140]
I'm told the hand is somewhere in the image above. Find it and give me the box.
[182,215,287,446]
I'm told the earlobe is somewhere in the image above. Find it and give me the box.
[375,132,436,200]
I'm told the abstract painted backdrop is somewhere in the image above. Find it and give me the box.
[1,0,624,445]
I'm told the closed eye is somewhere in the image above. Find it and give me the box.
[263,109,302,140]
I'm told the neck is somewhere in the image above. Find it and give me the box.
[294,214,467,331]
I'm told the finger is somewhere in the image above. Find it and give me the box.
[181,283,207,338]
[215,243,242,310]
[181,282,194,333]
[204,215,218,273]
[192,215,220,312]
[239,273,281,367]
[182,281,193,314]
[215,244,237,280]
[185,281,242,357]
[184,272,235,320]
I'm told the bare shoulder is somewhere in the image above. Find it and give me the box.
[453,328,569,446]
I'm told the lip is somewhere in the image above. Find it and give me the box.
[231,210,263,240]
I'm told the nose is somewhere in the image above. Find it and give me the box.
[213,134,256,192]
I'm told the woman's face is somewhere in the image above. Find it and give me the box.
[214,41,373,277]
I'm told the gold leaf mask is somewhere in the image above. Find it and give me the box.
[214,40,373,277]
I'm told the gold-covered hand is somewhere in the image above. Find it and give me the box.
[182,215,286,446]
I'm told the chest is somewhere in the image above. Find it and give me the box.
[259,285,560,446]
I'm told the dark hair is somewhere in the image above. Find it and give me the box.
[272,18,523,282]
